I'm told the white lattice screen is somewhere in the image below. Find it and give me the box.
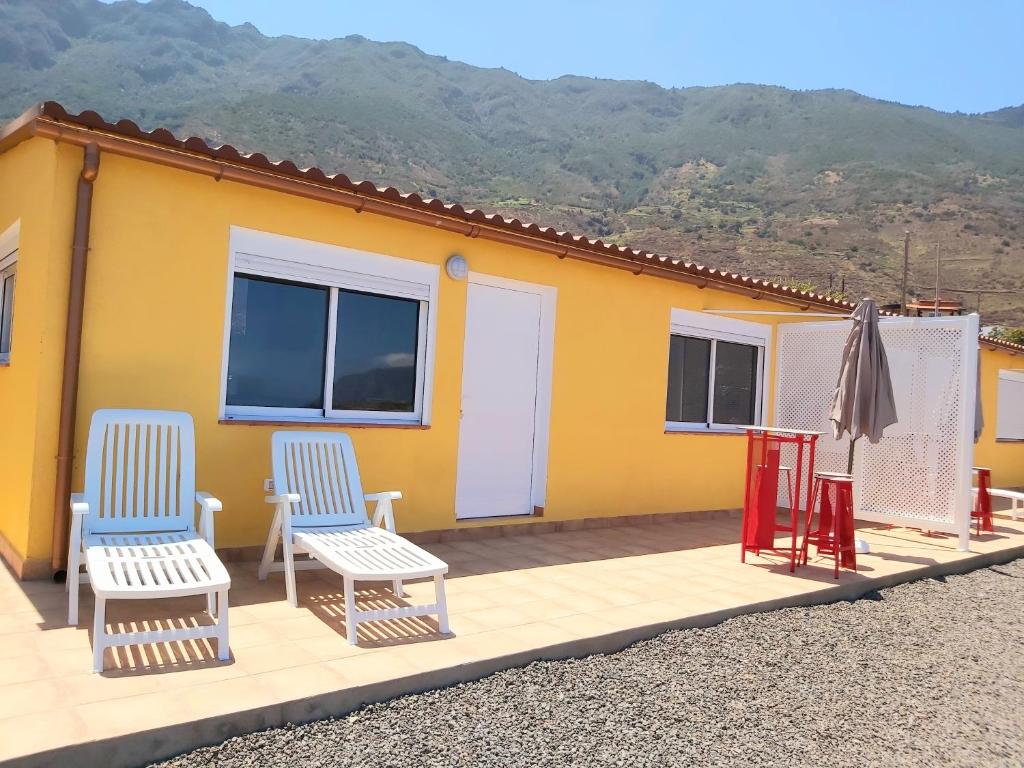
[774,315,978,549]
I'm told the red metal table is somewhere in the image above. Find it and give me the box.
[740,426,821,572]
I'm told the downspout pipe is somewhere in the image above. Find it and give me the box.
[50,142,99,577]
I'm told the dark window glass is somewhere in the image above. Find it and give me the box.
[712,341,759,425]
[226,275,328,408]
[333,290,420,412]
[666,335,711,423]
[0,271,14,355]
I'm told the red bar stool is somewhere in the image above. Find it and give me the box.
[972,467,994,535]
[801,471,857,578]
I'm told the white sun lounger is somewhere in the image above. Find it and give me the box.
[258,431,449,644]
[973,486,1024,520]
[67,410,230,672]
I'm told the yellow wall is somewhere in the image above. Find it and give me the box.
[0,139,78,567]
[2,135,1022,569]
[65,149,820,553]
[974,345,1024,489]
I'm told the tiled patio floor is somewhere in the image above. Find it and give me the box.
[2,507,1023,767]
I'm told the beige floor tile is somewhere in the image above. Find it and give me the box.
[73,690,195,742]
[515,599,579,623]
[253,661,348,701]
[447,590,505,615]
[61,667,171,705]
[323,649,421,686]
[289,633,365,663]
[227,620,282,650]
[545,612,622,640]
[0,707,87,762]
[445,612,491,637]
[467,605,534,631]
[0,678,67,719]
[172,675,277,720]
[0,652,55,684]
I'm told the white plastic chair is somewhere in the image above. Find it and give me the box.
[67,409,230,672]
[258,431,449,644]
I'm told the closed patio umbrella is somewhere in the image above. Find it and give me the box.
[831,298,898,473]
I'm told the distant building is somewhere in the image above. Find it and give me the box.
[906,298,965,317]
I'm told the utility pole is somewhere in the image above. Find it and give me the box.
[933,242,941,317]
[900,231,910,315]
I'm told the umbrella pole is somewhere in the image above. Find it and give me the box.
[847,439,855,475]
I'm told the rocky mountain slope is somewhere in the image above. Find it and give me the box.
[2,0,1022,321]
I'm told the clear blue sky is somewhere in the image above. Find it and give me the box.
[152,0,1024,113]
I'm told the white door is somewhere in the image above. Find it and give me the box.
[455,277,552,519]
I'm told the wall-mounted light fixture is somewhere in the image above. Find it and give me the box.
[445,254,469,281]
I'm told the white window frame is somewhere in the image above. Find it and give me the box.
[220,227,440,425]
[0,220,19,365]
[665,308,771,433]
[996,369,1024,441]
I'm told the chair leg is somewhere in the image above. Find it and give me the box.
[92,596,106,673]
[282,533,298,609]
[392,578,405,598]
[258,510,281,581]
[434,574,449,635]
[343,575,358,645]
[216,589,230,661]
[206,592,216,618]
[801,478,821,566]
[68,559,80,627]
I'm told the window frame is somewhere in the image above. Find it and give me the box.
[995,369,1024,442]
[664,308,771,434]
[0,220,18,365]
[220,227,440,426]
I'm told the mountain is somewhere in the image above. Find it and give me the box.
[2,0,1023,323]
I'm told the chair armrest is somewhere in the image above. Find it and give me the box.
[195,492,223,513]
[265,493,301,505]
[195,492,222,549]
[365,491,402,502]
[70,493,89,516]
[367,491,401,532]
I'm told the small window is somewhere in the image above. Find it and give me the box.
[222,228,440,425]
[712,340,759,425]
[996,370,1024,441]
[0,250,16,363]
[225,273,428,422]
[226,275,330,411]
[666,335,711,423]
[664,309,768,432]
[331,290,420,413]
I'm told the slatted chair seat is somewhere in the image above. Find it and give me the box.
[259,431,450,645]
[67,410,230,672]
[84,533,230,599]
[292,526,447,581]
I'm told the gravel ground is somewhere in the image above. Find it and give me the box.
[152,559,1024,768]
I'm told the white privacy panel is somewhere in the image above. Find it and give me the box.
[774,315,978,549]
[774,320,851,511]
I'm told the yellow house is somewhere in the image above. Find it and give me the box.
[1,101,1022,580]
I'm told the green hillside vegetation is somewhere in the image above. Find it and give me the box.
[2,0,1023,322]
